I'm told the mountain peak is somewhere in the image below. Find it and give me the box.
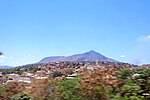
[84,50,100,55]
[87,50,98,53]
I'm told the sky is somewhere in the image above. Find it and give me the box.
[0,0,150,66]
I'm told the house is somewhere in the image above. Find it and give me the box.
[6,73,31,83]
[7,73,19,80]
[35,76,48,79]
[16,76,31,83]
[66,73,77,79]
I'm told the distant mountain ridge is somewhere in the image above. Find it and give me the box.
[39,50,117,63]
[0,65,13,69]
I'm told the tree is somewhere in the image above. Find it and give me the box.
[59,77,86,100]
[79,67,126,100]
[11,93,33,100]
[0,82,28,100]
[52,71,62,78]
[0,84,6,100]
[114,68,150,100]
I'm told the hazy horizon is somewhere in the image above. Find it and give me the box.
[1,0,150,66]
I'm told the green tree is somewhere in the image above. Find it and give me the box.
[59,78,86,100]
[66,70,74,75]
[52,71,62,78]
[11,93,33,100]
[114,68,150,100]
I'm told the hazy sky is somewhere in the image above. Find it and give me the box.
[0,0,150,66]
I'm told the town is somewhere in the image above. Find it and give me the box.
[0,61,136,84]
[1,61,150,99]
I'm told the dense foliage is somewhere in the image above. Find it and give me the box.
[11,93,33,100]
[115,68,150,100]
[0,66,150,100]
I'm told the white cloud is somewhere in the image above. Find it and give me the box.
[40,53,44,56]
[0,55,15,65]
[0,59,5,63]
[137,35,150,43]
[0,55,5,59]
[0,55,5,64]
[109,57,113,59]
[148,36,150,38]
[120,55,125,58]
[9,56,14,59]
[27,54,32,57]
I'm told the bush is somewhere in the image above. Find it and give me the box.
[11,93,33,100]
[59,78,86,100]
[52,71,62,78]
[113,68,150,100]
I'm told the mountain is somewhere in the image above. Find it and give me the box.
[39,50,117,63]
[0,65,13,69]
